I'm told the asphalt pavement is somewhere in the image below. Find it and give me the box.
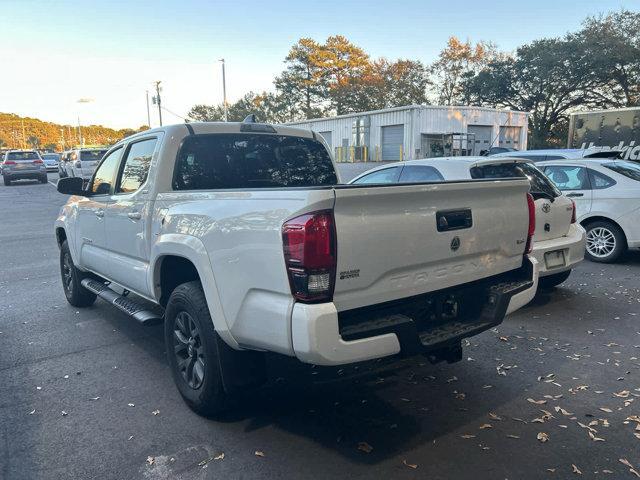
[1,172,640,480]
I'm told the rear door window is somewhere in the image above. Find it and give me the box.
[543,165,590,190]
[352,167,401,184]
[398,165,444,183]
[173,134,337,190]
[588,168,616,189]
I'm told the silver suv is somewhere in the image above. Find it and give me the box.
[63,148,108,181]
[2,150,48,186]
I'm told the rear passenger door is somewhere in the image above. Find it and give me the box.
[103,136,159,296]
[543,164,593,218]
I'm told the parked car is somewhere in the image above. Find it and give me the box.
[65,148,108,181]
[58,151,72,177]
[489,148,622,162]
[41,153,60,172]
[537,159,640,262]
[2,150,48,186]
[54,119,538,415]
[350,157,585,289]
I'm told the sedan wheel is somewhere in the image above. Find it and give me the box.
[584,221,626,263]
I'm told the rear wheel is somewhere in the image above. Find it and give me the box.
[59,240,97,307]
[165,281,229,416]
[40,175,48,184]
[3,176,11,186]
[584,221,626,263]
[538,270,572,290]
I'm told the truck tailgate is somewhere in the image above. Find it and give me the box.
[332,179,531,312]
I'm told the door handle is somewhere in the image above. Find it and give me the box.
[95,210,105,218]
[566,193,584,198]
[127,212,142,220]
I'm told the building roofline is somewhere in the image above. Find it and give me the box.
[287,104,529,125]
[570,107,640,116]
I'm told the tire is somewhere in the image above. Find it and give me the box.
[165,281,229,416]
[538,270,572,290]
[40,175,48,184]
[584,220,626,263]
[59,240,97,307]
[3,176,10,186]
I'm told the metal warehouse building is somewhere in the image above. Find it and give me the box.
[289,105,529,162]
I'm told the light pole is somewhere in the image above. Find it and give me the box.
[219,59,228,122]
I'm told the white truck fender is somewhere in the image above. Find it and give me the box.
[149,233,240,350]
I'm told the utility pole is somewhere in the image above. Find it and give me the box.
[60,128,65,150]
[146,90,151,127]
[219,59,228,122]
[153,81,163,126]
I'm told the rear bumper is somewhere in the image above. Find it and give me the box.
[3,170,46,179]
[532,223,585,277]
[292,256,538,366]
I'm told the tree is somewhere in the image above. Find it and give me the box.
[187,92,295,124]
[466,37,607,147]
[188,104,226,122]
[274,38,327,119]
[430,37,500,105]
[311,35,371,115]
[577,10,640,107]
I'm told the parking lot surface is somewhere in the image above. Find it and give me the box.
[1,174,640,480]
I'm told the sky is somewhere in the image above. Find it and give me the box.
[0,0,635,129]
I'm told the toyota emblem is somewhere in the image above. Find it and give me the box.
[542,203,551,213]
[450,236,461,251]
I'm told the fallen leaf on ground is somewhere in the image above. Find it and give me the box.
[403,460,418,469]
[620,459,640,478]
[255,451,265,457]
[214,453,224,460]
[479,424,493,430]
[489,413,502,421]
[146,456,154,466]
[28,409,35,415]
[537,432,549,443]
[506,434,520,439]
[599,407,613,413]
[357,442,373,453]
[461,434,476,439]
[588,431,605,442]
[128,403,135,407]
[152,410,160,416]
[61,411,68,416]
[572,464,582,475]
[89,397,100,401]
[528,398,547,405]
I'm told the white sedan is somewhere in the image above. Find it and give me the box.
[349,157,586,289]
[537,159,640,262]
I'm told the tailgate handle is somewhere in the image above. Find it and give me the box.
[436,209,472,232]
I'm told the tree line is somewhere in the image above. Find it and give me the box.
[0,113,148,151]
[189,10,640,148]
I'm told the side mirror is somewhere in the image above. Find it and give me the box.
[57,176,86,195]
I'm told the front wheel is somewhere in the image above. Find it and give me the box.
[538,270,572,290]
[165,281,229,416]
[585,221,626,263]
[59,240,97,307]
[40,175,48,184]
[3,176,11,186]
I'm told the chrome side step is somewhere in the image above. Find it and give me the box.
[81,278,162,326]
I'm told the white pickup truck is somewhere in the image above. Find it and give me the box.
[55,118,538,415]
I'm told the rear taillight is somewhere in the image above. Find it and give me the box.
[3,161,16,165]
[525,193,535,254]
[282,210,336,303]
[74,161,82,168]
[570,199,576,224]
[33,159,44,164]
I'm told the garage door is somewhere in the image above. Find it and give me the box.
[381,125,404,161]
[467,125,493,155]
[499,126,522,149]
[318,131,332,149]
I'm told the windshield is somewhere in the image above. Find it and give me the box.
[7,151,40,161]
[470,162,561,198]
[604,161,640,182]
[80,150,107,161]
